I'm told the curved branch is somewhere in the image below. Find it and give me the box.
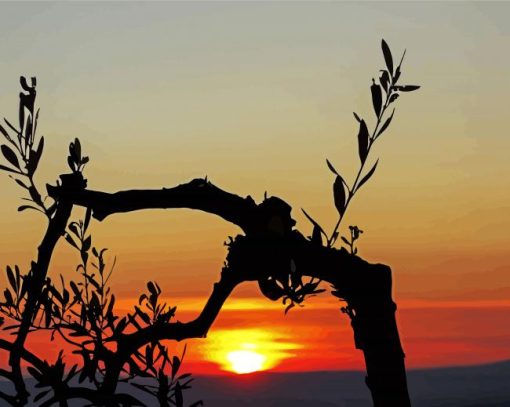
[124,268,239,349]
[48,177,387,295]
[100,232,395,395]
[48,177,409,404]
[100,267,241,394]
[48,178,258,233]
[9,173,84,404]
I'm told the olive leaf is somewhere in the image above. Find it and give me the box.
[379,70,390,93]
[326,159,340,176]
[371,79,382,117]
[381,39,393,75]
[357,120,370,164]
[1,145,20,169]
[333,175,346,217]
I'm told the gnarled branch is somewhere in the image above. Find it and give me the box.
[99,265,240,394]
[48,178,258,233]
[49,178,410,406]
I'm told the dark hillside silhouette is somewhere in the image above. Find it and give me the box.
[0,40,418,406]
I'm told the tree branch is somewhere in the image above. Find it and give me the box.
[100,266,241,394]
[8,173,83,405]
[49,178,408,404]
[48,178,258,233]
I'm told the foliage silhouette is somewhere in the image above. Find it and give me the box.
[0,39,418,406]
[0,77,202,407]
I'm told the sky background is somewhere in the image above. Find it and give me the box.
[0,1,509,375]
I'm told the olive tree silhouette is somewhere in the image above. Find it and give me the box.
[0,40,419,407]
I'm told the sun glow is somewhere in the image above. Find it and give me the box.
[199,329,302,374]
[227,348,266,374]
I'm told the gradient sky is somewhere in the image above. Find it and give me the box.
[1,2,509,375]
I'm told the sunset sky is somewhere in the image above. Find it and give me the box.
[1,2,509,376]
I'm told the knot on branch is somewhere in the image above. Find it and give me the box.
[254,196,296,237]
[225,232,323,308]
[46,172,87,199]
[226,233,294,277]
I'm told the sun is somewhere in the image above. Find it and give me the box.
[227,349,266,374]
[199,329,302,374]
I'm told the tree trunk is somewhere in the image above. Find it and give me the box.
[344,265,411,406]
[348,300,410,406]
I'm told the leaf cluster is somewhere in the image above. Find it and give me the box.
[0,78,199,406]
[303,39,419,250]
[297,39,419,309]
[340,225,363,255]
[0,211,200,406]
[131,343,203,407]
[258,259,326,314]
[0,77,52,216]
[67,138,89,173]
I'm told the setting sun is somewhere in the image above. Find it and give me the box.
[227,349,266,374]
[197,328,302,374]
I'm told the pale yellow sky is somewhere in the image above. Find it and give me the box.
[0,1,509,303]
